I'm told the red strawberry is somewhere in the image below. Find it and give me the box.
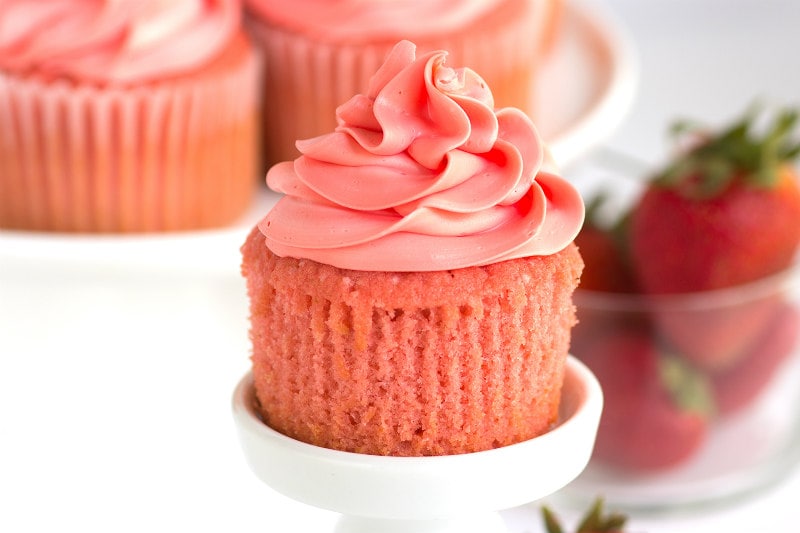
[628,106,800,368]
[575,195,637,293]
[571,292,651,369]
[712,302,800,415]
[578,327,714,471]
[575,224,635,293]
[572,195,644,357]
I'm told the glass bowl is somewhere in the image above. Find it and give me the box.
[561,150,800,510]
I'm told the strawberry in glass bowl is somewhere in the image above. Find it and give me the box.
[566,105,800,509]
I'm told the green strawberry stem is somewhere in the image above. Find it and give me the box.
[659,354,716,418]
[657,105,800,198]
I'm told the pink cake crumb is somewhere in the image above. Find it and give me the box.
[242,226,583,456]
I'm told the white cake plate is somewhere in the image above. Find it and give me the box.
[232,356,603,533]
[0,0,636,278]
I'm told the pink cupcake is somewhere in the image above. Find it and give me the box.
[0,0,261,232]
[244,0,563,167]
[241,40,584,456]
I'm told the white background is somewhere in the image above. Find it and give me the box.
[604,0,800,166]
[2,0,800,531]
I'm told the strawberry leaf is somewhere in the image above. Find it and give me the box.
[575,498,628,532]
[660,354,716,418]
[541,498,628,533]
[655,104,800,198]
[541,505,565,533]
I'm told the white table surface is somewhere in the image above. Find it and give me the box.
[2,1,800,531]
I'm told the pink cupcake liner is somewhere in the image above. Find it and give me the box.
[0,45,261,233]
[242,228,582,456]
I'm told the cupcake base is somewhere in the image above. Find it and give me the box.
[241,226,583,456]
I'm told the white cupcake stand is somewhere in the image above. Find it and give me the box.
[232,356,603,533]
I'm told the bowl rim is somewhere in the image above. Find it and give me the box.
[575,259,799,312]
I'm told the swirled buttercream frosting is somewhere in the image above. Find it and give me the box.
[0,0,239,84]
[245,0,505,42]
[260,40,584,272]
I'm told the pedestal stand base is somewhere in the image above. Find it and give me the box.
[232,356,602,532]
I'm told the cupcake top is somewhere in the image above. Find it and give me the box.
[0,0,240,85]
[245,0,509,42]
[260,40,584,272]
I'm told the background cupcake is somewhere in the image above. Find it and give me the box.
[0,0,261,232]
[244,0,562,168]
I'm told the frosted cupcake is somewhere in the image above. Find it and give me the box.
[0,0,260,232]
[241,40,584,456]
[244,0,562,167]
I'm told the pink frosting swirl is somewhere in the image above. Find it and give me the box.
[245,0,505,42]
[0,0,240,84]
[260,40,584,272]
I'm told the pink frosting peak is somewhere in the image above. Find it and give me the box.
[0,0,239,84]
[260,40,584,272]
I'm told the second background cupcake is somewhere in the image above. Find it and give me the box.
[244,0,562,168]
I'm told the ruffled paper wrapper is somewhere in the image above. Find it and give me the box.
[242,228,583,456]
[246,0,560,166]
[0,41,261,233]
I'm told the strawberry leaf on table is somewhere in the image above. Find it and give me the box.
[541,497,627,533]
